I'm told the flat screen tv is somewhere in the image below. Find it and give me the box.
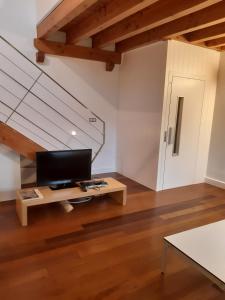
[36,149,92,189]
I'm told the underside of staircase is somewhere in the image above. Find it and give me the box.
[0,122,45,161]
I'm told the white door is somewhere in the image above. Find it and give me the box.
[163,76,205,189]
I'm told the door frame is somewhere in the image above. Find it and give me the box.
[157,72,207,191]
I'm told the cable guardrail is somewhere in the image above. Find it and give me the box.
[0,36,105,161]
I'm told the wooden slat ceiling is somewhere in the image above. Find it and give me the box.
[35,0,225,70]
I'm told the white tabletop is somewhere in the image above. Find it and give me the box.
[165,220,225,284]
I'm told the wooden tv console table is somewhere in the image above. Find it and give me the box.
[16,178,127,226]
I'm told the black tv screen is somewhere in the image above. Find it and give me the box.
[36,149,92,187]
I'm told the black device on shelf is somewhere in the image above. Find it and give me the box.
[78,180,108,192]
[36,149,92,190]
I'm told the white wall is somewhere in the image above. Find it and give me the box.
[36,0,63,23]
[118,41,219,191]
[0,0,120,199]
[0,145,21,201]
[35,1,119,174]
[118,42,167,190]
[157,40,220,190]
[0,0,30,199]
[0,0,119,178]
[0,1,221,198]
[207,53,225,185]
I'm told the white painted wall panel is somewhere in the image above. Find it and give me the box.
[207,53,225,184]
[0,112,8,122]
[0,36,104,161]
[38,74,104,133]
[0,54,35,89]
[10,113,67,150]
[0,101,12,116]
[0,86,20,109]
[157,40,220,190]
[0,37,41,80]
[0,0,120,195]
[8,119,57,151]
[16,102,71,145]
[0,33,105,164]
[36,0,62,23]
[23,93,100,152]
[0,145,21,202]
[67,139,91,152]
[32,81,103,143]
[118,42,168,190]
[0,70,27,99]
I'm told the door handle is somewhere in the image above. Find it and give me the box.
[173,97,184,156]
[168,127,173,145]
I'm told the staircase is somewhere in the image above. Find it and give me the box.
[0,122,45,161]
[0,36,105,162]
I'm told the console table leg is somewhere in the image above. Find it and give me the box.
[16,199,28,226]
[122,189,127,206]
[110,189,127,206]
[161,241,169,275]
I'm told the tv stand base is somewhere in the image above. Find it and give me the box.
[16,178,127,226]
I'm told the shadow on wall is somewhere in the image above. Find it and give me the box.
[35,0,63,24]
[0,145,21,201]
[0,145,19,163]
[20,156,36,185]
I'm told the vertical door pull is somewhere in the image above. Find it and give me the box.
[168,127,173,145]
[173,97,184,156]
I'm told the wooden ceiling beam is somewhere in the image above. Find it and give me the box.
[185,22,225,43]
[205,36,225,47]
[93,0,220,48]
[37,0,99,39]
[34,39,121,66]
[66,0,158,44]
[36,51,45,63]
[105,61,115,72]
[116,1,225,53]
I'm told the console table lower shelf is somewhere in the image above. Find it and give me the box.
[16,177,127,226]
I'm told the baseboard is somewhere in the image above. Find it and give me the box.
[205,177,225,189]
[0,199,15,203]
[0,191,18,202]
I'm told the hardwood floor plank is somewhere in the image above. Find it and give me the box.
[0,173,224,299]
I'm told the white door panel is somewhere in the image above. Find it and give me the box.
[163,76,205,189]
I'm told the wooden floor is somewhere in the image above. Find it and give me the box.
[0,173,225,300]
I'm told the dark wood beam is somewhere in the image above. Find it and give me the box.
[185,22,225,43]
[34,39,121,65]
[0,122,45,161]
[93,0,220,48]
[205,36,225,47]
[37,0,99,39]
[36,51,45,63]
[66,0,158,44]
[116,1,225,53]
[105,62,115,71]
